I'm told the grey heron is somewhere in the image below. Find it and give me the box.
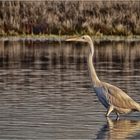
[66,35,140,119]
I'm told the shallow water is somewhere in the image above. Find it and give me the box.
[0,40,140,139]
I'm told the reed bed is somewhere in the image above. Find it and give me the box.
[0,1,140,36]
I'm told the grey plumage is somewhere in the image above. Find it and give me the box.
[66,35,140,118]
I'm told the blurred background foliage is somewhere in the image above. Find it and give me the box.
[0,1,140,36]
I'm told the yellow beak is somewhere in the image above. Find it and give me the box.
[66,37,85,42]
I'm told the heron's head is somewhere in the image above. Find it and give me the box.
[66,35,94,55]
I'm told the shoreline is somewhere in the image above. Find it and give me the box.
[1,35,140,42]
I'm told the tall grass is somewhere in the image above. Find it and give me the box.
[0,1,140,36]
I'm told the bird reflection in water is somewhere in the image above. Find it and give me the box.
[96,118,140,139]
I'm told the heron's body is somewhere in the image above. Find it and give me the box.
[95,82,140,115]
[66,35,140,118]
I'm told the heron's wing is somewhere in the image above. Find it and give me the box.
[102,82,140,110]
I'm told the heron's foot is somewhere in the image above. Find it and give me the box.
[115,112,120,120]
[116,116,120,120]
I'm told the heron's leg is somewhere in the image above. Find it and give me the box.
[115,112,120,120]
[105,105,114,117]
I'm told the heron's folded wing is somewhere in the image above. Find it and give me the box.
[102,82,139,110]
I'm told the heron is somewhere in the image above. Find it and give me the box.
[66,35,140,119]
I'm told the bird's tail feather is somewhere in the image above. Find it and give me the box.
[135,103,140,112]
[131,101,140,112]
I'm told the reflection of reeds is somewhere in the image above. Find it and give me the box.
[0,40,139,80]
[0,40,140,68]
[0,1,140,36]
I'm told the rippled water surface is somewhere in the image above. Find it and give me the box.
[0,40,140,139]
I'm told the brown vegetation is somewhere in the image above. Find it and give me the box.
[0,1,140,36]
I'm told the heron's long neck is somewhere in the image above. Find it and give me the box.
[87,44,100,87]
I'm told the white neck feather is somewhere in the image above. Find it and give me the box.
[87,39,100,87]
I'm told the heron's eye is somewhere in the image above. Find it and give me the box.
[82,36,85,39]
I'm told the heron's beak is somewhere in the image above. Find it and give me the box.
[66,37,85,42]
